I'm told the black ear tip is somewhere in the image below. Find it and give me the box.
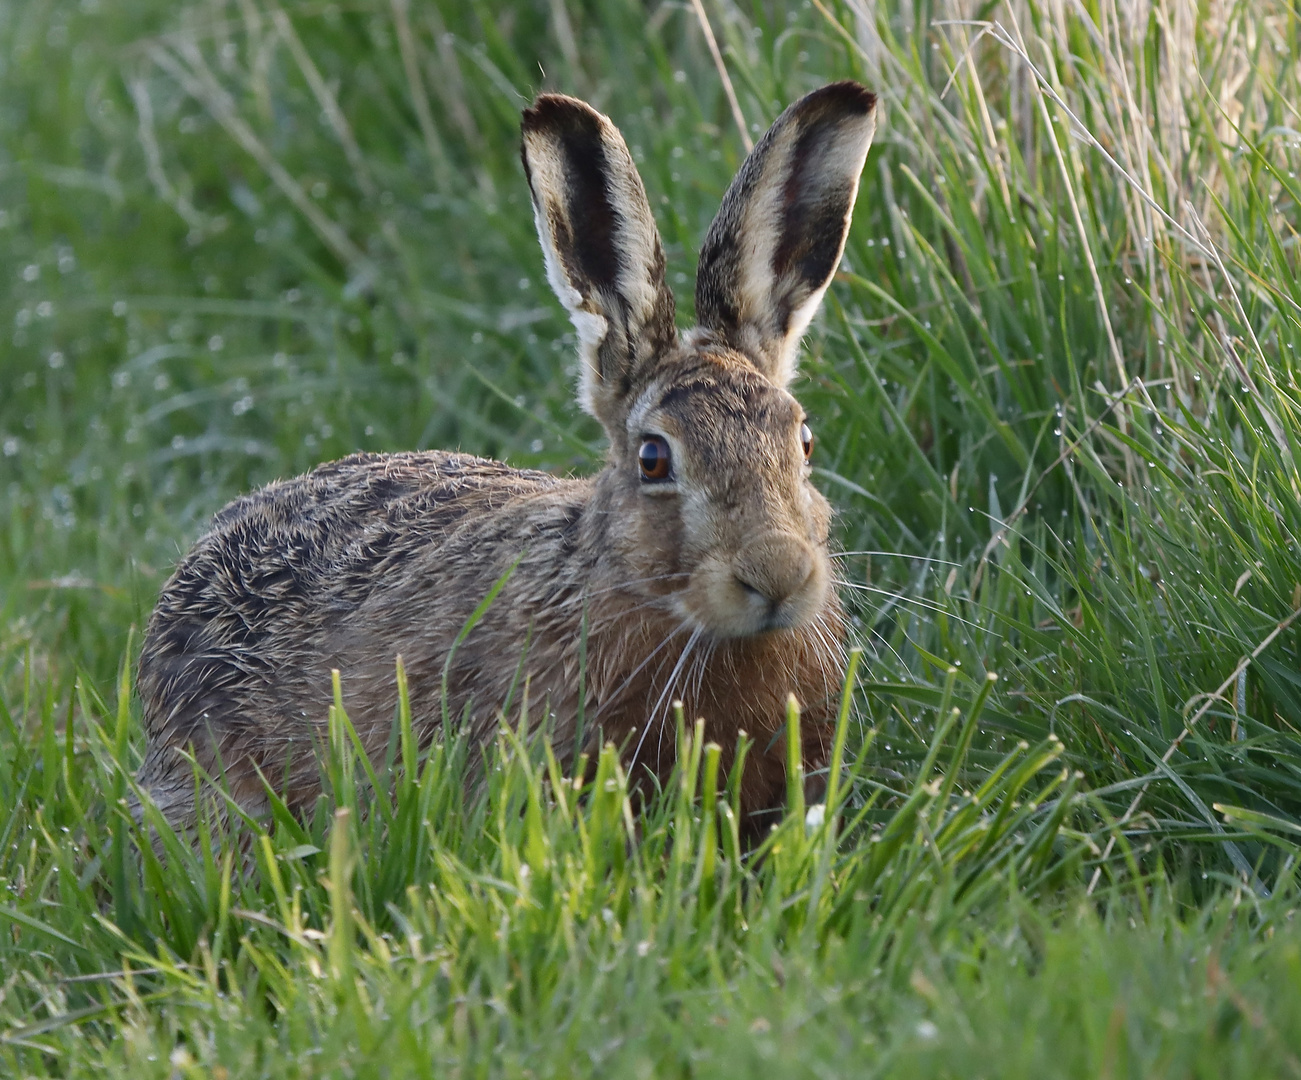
[522,93,606,138]
[799,80,878,118]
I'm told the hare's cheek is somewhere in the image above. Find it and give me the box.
[628,491,687,575]
[802,486,835,543]
[675,488,719,550]
[797,555,833,619]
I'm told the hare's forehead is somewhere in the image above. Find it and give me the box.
[627,373,801,459]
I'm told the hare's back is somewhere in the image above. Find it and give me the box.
[138,451,561,734]
[161,450,556,610]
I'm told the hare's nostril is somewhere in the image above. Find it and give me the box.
[734,575,768,603]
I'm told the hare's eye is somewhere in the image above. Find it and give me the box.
[800,422,814,461]
[638,435,672,481]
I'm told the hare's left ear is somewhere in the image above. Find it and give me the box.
[694,82,877,386]
[522,94,677,437]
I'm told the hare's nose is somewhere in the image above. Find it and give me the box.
[732,531,816,606]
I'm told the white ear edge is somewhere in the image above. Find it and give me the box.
[769,194,864,385]
[530,197,611,417]
[745,130,868,386]
[776,137,868,377]
[571,311,610,417]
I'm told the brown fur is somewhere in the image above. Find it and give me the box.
[136,83,878,832]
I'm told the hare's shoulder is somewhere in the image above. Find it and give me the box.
[148,451,565,636]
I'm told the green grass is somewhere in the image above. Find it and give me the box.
[4,0,1301,1073]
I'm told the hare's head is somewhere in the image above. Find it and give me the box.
[522,83,876,639]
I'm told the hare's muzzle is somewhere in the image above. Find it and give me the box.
[729,530,823,632]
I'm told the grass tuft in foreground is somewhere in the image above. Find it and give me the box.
[3,649,1298,1075]
[4,0,1301,1072]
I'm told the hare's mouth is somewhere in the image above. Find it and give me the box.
[734,579,809,633]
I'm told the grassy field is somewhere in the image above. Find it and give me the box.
[4,0,1301,1074]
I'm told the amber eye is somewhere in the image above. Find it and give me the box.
[638,435,672,481]
[800,422,814,461]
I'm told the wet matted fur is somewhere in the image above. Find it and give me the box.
[137,81,878,833]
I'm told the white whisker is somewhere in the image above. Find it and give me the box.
[831,550,963,567]
[565,572,691,606]
[855,621,909,670]
[629,625,701,778]
[693,637,716,706]
[833,578,993,633]
[653,626,703,772]
[584,594,675,633]
[805,616,843,704]
[591,618,692,721]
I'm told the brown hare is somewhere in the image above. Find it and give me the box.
[136,81,878,832]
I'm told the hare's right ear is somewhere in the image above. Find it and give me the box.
[522,95,677,437]
[695,82,877,387]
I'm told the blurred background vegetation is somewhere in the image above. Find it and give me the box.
[3,0,1301,1071]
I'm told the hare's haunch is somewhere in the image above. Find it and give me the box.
[137,82,878,831]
